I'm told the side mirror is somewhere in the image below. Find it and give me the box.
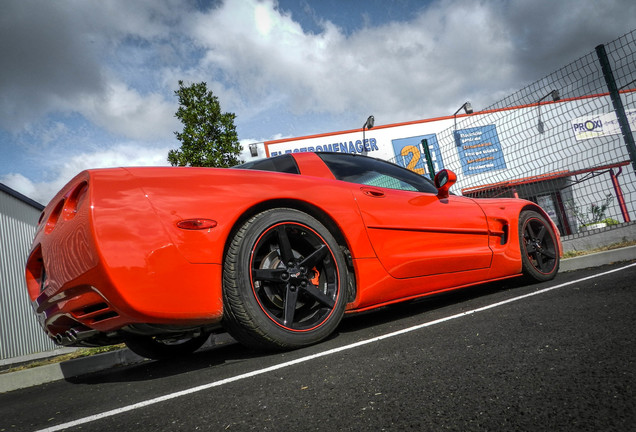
[434,169,457,199]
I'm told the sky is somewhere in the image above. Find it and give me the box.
[1,0,635,205]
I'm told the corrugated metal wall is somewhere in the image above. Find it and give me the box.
[0,188,57,360]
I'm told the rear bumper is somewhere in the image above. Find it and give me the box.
[26,259,225,346]
[25,170,224,345]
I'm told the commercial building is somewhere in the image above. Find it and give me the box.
[260,93,636,237]
[0,183,57,361]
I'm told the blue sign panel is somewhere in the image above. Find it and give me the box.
[392,134,444,177]
[455,125,506,175]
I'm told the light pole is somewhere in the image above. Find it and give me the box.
[453,101,473,131]
[248,143,259,157]
[537,90,560,133]
[362,115,374,154]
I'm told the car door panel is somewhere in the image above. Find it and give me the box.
[354,186,493,278]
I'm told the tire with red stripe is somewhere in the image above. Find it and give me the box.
[519,210,560,282]
[223,208,348,350]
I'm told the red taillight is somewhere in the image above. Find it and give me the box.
[63,181,88,220]
[42,181,89,233]
[176,219,217,230]
[45,200,65,234]
[25,246,44,300]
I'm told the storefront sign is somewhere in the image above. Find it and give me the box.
[268,138,379,157]
[391,134,444,176]
[455,125,506,175]
[571,110,636,140]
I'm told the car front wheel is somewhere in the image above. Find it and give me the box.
[519,210,559,282]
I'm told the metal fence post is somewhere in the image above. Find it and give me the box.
[420,139,435,181]
[596,43,636,173]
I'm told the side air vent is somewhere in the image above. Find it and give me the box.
[71,302,120,324]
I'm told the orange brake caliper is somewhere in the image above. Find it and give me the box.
[310,267,320,285]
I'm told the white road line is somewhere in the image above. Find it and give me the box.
[35,262,636,432]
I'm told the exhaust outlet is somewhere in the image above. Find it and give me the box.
[55,328,99,346]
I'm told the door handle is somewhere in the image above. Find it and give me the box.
[360,187,385,198]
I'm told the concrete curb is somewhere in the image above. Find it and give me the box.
[0,347,146,393]
[1,248,635,394]
[560,245,636,272]
[0,333,236,394]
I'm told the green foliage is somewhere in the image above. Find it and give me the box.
[168,80,242,168]
[601,217,619,226]
[566,194,614,226]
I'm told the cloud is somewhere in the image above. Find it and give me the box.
[0,1,104,131]
[3,137,285,204]
[1,173,55,206]
[2,0,635,204]
[500,0,634,77]
[0,0,186,139]
[4,0,634,140]
[2,143,171,205]
[76,81,178,141]
[187,0,636,126]
[60,143,171,172]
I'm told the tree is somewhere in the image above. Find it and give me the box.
[168,80,242,168]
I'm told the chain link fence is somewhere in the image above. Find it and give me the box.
[391,30,636,243]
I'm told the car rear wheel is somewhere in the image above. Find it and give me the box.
[124,332,210,360]
[223,208,348,350]
[519,210,559,282]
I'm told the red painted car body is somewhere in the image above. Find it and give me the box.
[25,152,561,357]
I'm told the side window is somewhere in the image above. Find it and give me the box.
[234,154,300,174]
[317,153,438,194]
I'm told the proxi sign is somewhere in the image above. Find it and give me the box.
[571,110,636,140]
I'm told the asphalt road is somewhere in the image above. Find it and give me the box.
[1,262,634,432]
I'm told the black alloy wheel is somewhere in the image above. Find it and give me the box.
[223,208,348,350]
[519,210,559,281]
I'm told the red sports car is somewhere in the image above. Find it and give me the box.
[25,152,561,359]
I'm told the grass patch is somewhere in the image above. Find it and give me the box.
[1,344,126,375]
[562,239,636,259]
